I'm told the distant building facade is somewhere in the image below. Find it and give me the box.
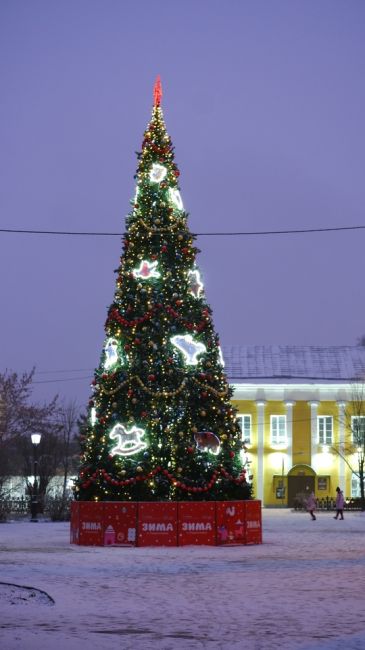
[223,345,365,507]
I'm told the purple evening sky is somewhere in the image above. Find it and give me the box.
[1,0,365,407]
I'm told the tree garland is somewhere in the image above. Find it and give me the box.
[97,374,228,399]
[80,465,247,493]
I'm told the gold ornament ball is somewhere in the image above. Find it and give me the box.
[132,397,138,404]
[192,426,198,433]
[136,466,143,473]
[221,434,228,440]
[112,402,117,408]
[121,470,126,476]
[177,467,183,473]
[178,431,184,437]
[200,410,207,417]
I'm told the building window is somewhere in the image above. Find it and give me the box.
[351,473,361,498]
[317,477,328,491]
[270,415,287,446]
[351,416,365,446]
[318,416,333,445]
[237,414,252,444]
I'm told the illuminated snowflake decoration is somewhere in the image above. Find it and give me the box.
[171,334,206,365]
[149,163,167,183]
[109,423,148,457]
[188,269,204,298]
[132,260,160,280]
[169,188,183,210]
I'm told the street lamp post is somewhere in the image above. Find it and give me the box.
[30,433,41,522]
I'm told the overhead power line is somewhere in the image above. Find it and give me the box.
[0,225,365,237]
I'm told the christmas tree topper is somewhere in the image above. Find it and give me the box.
[153,75,162,106]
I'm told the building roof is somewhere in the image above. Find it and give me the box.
[222,346,365,382]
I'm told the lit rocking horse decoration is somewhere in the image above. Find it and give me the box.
[109,423,148,457]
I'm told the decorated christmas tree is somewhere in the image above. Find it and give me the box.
[75,78,251,502]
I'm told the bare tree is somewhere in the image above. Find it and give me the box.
[332,383,365,510]
[56,399,80,498]
[0,369,59,500]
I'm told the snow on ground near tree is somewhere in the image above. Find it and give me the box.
[1,509,365,650]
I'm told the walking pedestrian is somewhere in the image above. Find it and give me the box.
[306,491,317,520]
[334,486,345,520]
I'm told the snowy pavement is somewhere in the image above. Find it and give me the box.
[0,509,365,650]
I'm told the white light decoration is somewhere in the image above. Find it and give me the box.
[149,163,167,183]
[132,259,160,280]
[109,423,148,457]
[188,269,204,298]
[169,188,183,210]
[104,338,120,369]
[218,346,225,367]
[194,431,221,455]
[90,407,97,426]
[171,334,206,365]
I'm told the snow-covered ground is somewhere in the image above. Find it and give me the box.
[1,509,365,650]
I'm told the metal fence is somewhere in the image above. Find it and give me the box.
[293,496,363,511]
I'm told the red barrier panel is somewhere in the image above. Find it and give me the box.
[244,500,262,544]
[178,502,216,546]
[70,501,80,544]
[78,502,104,546]
[138,502,178,547]
[71,499,262,546]
[104,502,138,546]
[216,501,245,545]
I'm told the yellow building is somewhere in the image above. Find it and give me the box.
[223,345,365,507]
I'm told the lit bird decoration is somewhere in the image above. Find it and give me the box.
[171,334,206,365]
[132,260,160,280]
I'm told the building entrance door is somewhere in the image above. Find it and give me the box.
[288,475,315,508]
